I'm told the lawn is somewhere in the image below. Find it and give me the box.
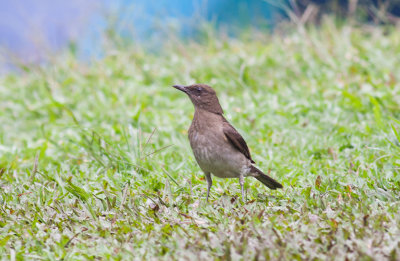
[1,20,400,260]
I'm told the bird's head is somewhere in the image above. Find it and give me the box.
[173,84,223,114]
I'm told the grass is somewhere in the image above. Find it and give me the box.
[1,20,400,260]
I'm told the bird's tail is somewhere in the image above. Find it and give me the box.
[250,166,283,190]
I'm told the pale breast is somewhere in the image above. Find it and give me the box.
[188,121,250,178]
[189,131,214,164]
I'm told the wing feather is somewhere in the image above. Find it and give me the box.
[222,118,255,163]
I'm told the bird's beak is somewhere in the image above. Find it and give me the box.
[172,85,187,93]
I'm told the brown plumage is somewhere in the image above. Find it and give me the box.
[173,83,282,201]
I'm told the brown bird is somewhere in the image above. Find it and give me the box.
[173,83,283,201]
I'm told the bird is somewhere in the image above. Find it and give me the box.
[173,83,283,201]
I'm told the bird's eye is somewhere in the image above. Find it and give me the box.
[196,87,203,94]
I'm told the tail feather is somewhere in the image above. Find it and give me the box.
[250,166,283,190]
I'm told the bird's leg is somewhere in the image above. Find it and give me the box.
[239,174,245,202]
[205,172,212,202]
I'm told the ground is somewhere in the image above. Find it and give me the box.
[1,21,400,260]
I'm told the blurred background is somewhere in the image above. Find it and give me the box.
[0,0,399,73]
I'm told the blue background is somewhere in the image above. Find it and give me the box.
[0,0,279,67]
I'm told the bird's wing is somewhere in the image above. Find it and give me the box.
[222,118,255,163]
